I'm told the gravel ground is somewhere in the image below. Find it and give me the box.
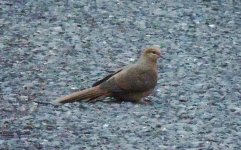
[1,0,241,149]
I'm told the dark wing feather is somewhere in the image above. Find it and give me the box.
[92,69,123,87]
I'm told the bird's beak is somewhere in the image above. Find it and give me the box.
[157,53,163,58]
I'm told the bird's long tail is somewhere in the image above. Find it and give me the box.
[52,86,108,104]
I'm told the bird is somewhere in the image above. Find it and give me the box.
[52,46,162,105]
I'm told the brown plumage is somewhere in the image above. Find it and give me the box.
[52,46,162,104]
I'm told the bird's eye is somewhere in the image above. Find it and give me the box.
[151,51,156,54]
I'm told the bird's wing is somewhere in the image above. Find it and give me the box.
[113,66,157,92]
[98,65,157,94]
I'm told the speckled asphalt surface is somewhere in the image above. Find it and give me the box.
[0,0,241,149]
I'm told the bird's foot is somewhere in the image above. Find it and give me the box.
[139,98,153,105]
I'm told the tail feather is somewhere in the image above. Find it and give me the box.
[52,86,108,104]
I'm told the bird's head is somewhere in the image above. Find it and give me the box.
[142,47,162,63]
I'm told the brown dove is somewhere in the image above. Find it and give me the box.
[52,46,162,104]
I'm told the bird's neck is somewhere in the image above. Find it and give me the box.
[137,56,157,69]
